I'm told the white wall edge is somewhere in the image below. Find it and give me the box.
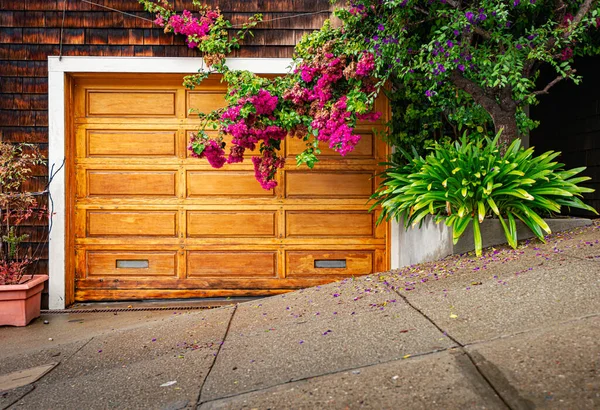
[48,56,295,74]
[48,70,66,309]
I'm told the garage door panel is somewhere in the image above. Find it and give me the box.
[286,211,374,237]
[87,211,178,237]
[187,171,276,197]
[286,132,375,159]
[86,171,177,197]
[285,171,374,198]
[72,74,389,302]
[85,251,177,277]
[286,250,374,277]
[187,251,277,277]
[187,91,228,115]
[86,130,178,157]
[187,211,276,237]
[87,90,177,117]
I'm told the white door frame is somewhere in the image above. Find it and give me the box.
[47,56,399,309]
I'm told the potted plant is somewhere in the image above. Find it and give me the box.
[0,142,47,326]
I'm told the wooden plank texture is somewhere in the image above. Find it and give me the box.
[187,171,275,197]
[87,211,177,237]
[285,171,374,198]
[286,250,374,276]
[286,211,374,237]
[87,171,177,197]
[87,90,177,117]
[86,251,177,277]
[187,251,277,277]
[71,74,389,302]
[86,130,177,157]
[187,211,277,237]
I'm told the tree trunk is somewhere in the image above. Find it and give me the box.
[449,71,518,153]
[490,108,518,152]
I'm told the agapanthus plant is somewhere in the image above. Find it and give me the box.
[372,133,598,256]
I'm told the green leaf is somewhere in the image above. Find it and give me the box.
[452,216,472,244]
[498,215,517,249]
[487,197,500,215]
[477,201,486,222]
[473,218,483,256]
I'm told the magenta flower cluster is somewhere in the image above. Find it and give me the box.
[188,135,226,168]
[188,88,288,189]
[284,50,381,157]
[154,8,219,48]
[356,52,375,76]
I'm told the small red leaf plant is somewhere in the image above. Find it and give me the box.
[0,142,46,285]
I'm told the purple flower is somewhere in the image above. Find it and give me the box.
[516,44,523,50]
[453,29,460,36]
[447,40,454,48]
[465,11,475,22]
[458,64,465,72]
[372,35,379,41]
[438,63,446,72]
[425,90,434,97]
[378,24,385,31]
[513,0,520,6]
[479,13,487,21]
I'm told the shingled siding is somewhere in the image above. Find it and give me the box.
[0,0,333,276]
[530,55,600,215]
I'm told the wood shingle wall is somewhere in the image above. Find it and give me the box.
[0,0,333,275]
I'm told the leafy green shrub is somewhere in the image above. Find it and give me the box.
[372,135,597,256]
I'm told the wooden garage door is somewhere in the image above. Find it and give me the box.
[70,74,389,302]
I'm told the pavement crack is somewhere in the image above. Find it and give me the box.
[557,252,600,263]
[196,346,456,408]
[64,337,95,363]
[2,385,35,410]
[462,312,600,348]
[2,337,95,409]
[389,286,520,410]
[196,304,238,407]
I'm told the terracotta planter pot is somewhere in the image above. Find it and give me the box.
[0,275,48,327]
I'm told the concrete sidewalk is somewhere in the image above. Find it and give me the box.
[1,222,599,409]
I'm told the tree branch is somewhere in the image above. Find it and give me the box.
[570,0,597,31]
[449,70,501,114]
[529,70,576,97]
[472,26,492,40]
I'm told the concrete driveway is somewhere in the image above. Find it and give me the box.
[1,222,599,409]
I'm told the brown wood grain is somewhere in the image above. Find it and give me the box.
[70,74,390,301]
[286,250,374,276]
[187,251,277,277]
